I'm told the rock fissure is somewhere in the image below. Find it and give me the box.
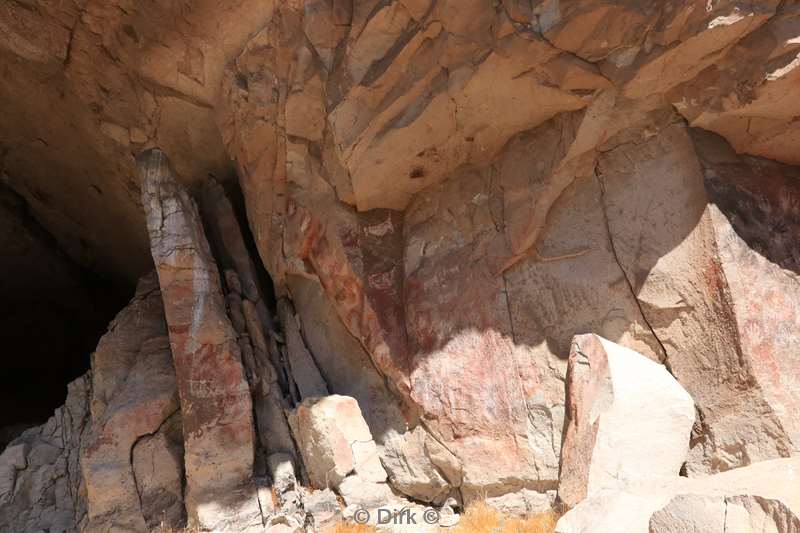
[594,170,671,369]
[128,409,180,517]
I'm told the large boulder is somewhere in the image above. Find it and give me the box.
[288,395,387,489]
[558,334,695,507]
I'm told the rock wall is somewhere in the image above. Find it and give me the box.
[216,0,800,499]
[2,1,800,531]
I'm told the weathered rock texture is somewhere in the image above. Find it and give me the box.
[139,149,258,530]
[0,275,184,533]
[215,0,800,503]
[558,335,695,508]
[649,493,800,533]
[0,376,90,533]
[381,425,460,505]
[556,457,800,533]
[81,274,184,532]
[289,395,387,490]
[3,0,800,530]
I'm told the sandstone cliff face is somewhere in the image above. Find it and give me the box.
[2,1,800,532]
[217,0,800,488]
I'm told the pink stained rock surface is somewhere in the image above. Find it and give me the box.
[139,149,256,528]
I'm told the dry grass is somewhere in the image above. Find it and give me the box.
[327,523,378,533]
[324,501,561,533]
[451,502,560,533]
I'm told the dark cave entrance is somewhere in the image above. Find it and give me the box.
[0,169,275,451]
[0,184,132,449]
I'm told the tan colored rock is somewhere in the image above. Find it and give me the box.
[697,131,800,451]
[338,475,395,509]
[558,334,695,508]
[303,0,352,68]
[649,493,800,533]
[81,279,182,533]
[8,3,800,532]
[304,488,342,530]
[277,298,329,399]
[0,0,280,284]
[199,179,298,459]
[139,149,257,530]
[381,426,456,504]
[81,338,183,531]
[400,116,668,499]
[285,275,407,443]
[0,1,71,64]
[3,0,800,296]
[131,414,185,529]
[0,376,91,533]
[336,34,590,211]
[556,457,800,533]
[286,74,326,141]
[1,275,187,533]
[345,2,413,85]
[485,489,556,518]
[289,395,387,489]
[598,123,798,474]
[671,6,800,165]
[210,0,800,505]
[621,2,778,100]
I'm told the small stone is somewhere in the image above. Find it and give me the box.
[304,488,341,530]
[268,453,297,496]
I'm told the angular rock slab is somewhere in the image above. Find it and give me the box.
[696,131,800,452]
[303,488,341,531]
[598,123,798,473]
[82,342,180,531]
[650,493,800,533]
[288,395,387,489]
[556,457,800,533]
[139,149,256,529]
[381,425,460,505]
[558,334,695,507]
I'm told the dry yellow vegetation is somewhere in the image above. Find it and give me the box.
[327,523,378,533]
[452,502,560,533]
[324,501,561,533]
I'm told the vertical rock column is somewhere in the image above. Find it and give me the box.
[138,149,256,528]
[199,179,299,459]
